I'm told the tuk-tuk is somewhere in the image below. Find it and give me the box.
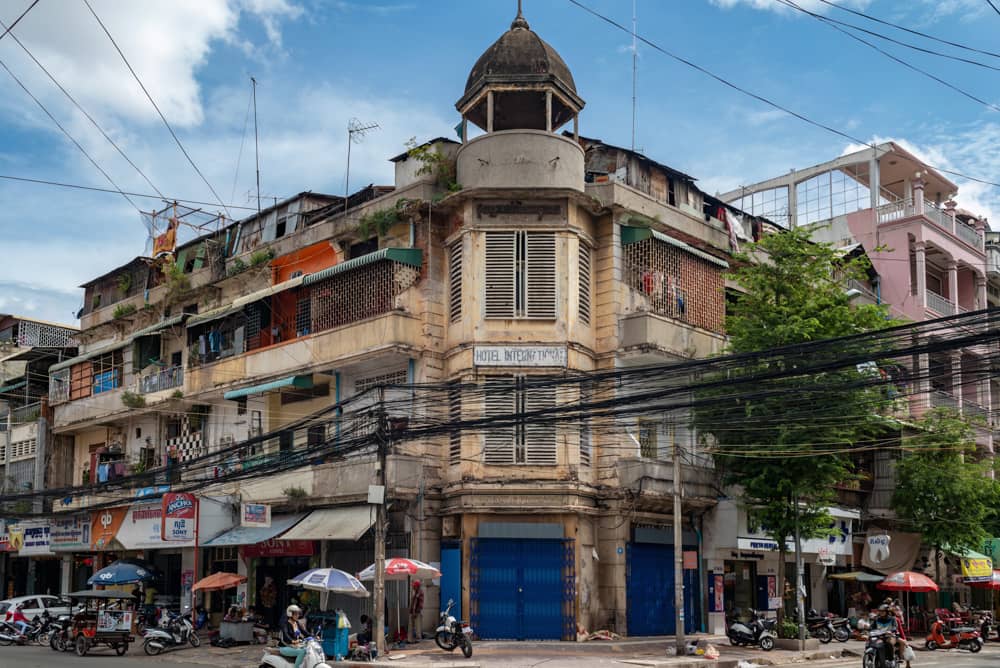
[64,590,135,657]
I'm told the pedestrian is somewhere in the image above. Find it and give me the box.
[259,575,278,630]
[408,581,424,643]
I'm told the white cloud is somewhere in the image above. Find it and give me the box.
[709,0,871,13]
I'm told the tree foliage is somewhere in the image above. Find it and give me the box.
[892,407,998,552]
[694,228,897,612]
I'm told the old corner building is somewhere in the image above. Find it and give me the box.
[16,7,764,640]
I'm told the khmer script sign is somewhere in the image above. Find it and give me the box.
[473,345,567,367]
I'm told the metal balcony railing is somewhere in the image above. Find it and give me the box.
[134,366,183,394]
[929,389,958,410]
[956,221,983,248]
[10,402,41,425]
[926,290,955,315]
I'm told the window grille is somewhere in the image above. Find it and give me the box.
[484,233,516,319]
[311,260,420,332]
[295,296,311,336]
[579,381,594,468]
[578,243,592,325]
[17,321,75,348]
[638,418,659,459]
[449,242,462,323]
[245,302,263,351]
[91,350,123,394]
[50,368,70,404]
[355,368,408,394]
[483,375,516,465]
[10,438,37,461]
[523,380,557,465]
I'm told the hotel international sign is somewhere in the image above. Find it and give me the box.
[473,345,568,368]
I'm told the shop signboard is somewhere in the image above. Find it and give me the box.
[118,502,195,550]
[161,493,198,542]
[91,507,128,550]
[18,520,53,556]
[0,521,7,552]
[683,550,698,569]
[241,503,271,528]
[240,539,314,559]
[961,556,993,582]
[473,345,568,367]
[51,515,92,551]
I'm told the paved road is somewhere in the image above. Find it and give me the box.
[804,644,1000,668]
[0,643,213,668]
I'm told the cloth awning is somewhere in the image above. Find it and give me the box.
[131,314,186,338]
[280,506,375,542]
[0,380,27,394]
[620,224,730,268]
[302,248,423,286]
[223,375,313,400]
[50,339,130,372]
[201,513,306,547]
[828,571,885,582]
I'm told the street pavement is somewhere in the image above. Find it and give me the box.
[0,637,997,668]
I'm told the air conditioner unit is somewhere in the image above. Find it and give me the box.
[219,435,235,447]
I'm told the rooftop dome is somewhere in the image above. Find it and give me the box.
[463,9,577,97]
[457,4,584,133]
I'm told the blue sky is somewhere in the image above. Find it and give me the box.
[2,0,999,324]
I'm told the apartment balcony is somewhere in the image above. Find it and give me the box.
[132,366,183,395]
[926,290,956,316]
[876,199,984,255]
[52,385,125,430]
[616,457,719,507]
[988,244,1000,277]
[620,311,726,363]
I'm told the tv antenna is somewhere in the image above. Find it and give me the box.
[631,0,638,152]
[345,118,379,212]
[251,76,263,215]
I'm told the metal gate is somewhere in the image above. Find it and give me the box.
[626,543,699,636]
[470,538,575,640]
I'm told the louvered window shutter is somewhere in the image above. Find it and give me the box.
[448,241,462,323]
[525,233,557,318]
[483,375,515,465]
[484,232,516,318]
[578,242,592,325]
[448,382,462,465]
[523,378,557,466]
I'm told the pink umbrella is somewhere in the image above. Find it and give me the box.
[877,571,939,593]
[358,558,441,582]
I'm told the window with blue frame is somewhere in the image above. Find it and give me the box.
[90,350,124,394]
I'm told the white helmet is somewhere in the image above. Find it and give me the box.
[286,604,302,617]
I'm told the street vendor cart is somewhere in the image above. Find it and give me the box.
[65,589,135,657]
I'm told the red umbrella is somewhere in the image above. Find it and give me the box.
[966,570,1000,590]
[192,571,247,592]
[876,571,939,593]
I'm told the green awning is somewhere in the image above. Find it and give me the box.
[223,375,313,400]
[302,248,423,286]
[620,225,729,268]
[0,380,27,394]
[187,276,304,327]
[50,339,130,373]
[131,314,185,338]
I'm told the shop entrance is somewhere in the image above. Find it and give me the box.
[724,560,757,620]
[256,556,312,627]
[33,559,60,595]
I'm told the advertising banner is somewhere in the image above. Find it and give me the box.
[91,507,128,551]
[18,521,53,556]
[51,515,92,551]
[961,556,993,582]
[240,539,314,558]
[161,493,198,542]
[241,503,271,528]
[118,502,194,550]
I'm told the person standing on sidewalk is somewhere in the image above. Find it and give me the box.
[408,581,424,643]
[259,576,278,630]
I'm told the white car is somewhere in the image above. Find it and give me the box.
[0,595,72,622]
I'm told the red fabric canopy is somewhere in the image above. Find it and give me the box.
[192,571,247,592]
[966,570,1000,590]
[876,571,939,593]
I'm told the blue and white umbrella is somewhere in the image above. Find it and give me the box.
[288,568,369,598]
[87,559,160,586]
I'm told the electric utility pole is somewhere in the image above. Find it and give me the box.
[673,431,685,655]
[794,494,806,651]
[373,387,388,656]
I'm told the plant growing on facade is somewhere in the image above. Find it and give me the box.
[112,303,137,319]
[892,407,998,557]
[91,294,101,310]
[357,198,409,239]
[116,273,133,296]
[121,391,146,409]
[283,485,309,512]
[694,227,898,619]
[249,248,275,267]
[163,262,191,302]
[405,138,460,191]
[171,389,183,399]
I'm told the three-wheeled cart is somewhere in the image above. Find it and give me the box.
[65,590,135,657]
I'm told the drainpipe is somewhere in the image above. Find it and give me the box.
[874,276,882,305]
[691,512,707,633]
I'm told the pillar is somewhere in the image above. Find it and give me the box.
[951,352,963,412]
[944,200,957,235]
[913,178,926,216]
[868,152,880,212]
[545,90,552,132]
[914,241,927,308]
[976,273,988,311]
[486,91,494,133]
[947,259,958,312]
[573,115,579,142]
[975,218,987,251]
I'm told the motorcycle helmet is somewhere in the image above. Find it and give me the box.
[809,609,818,617]
[286,604,302,617]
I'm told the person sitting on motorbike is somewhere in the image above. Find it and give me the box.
[874,605,910,668]
[279,605,307,668]
[9,604,30,636]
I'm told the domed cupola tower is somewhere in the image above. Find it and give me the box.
[455,2,586,191]
[456,2,584,135]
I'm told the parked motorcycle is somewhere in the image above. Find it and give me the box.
[0,621,26,646]
[434,598,474,658]
[142,610,201,655]
[22,610,55,645]
[863,629,900,668]
[925,616,982,652]
[727,608,775,651]
[804,609,837,643]
[48,613,73,652]
[831,616,850,642]
[974,609,994,642]
[258,637,331,668]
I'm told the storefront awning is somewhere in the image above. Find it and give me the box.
[201,513,306,547]
[301,247,423,286]
[279,506,375,542]
[223,375,313,400]
[828,571,885,582]
[620,225,730,268]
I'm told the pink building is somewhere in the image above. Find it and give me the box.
[721,142,996,514]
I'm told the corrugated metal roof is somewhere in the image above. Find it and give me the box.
[620,225,729,268]
[222,375,313,400]
[131,314,186,338]
[302,248,422,286]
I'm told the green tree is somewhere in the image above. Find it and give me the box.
[893,408,998,561]
[694,227,896,618]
